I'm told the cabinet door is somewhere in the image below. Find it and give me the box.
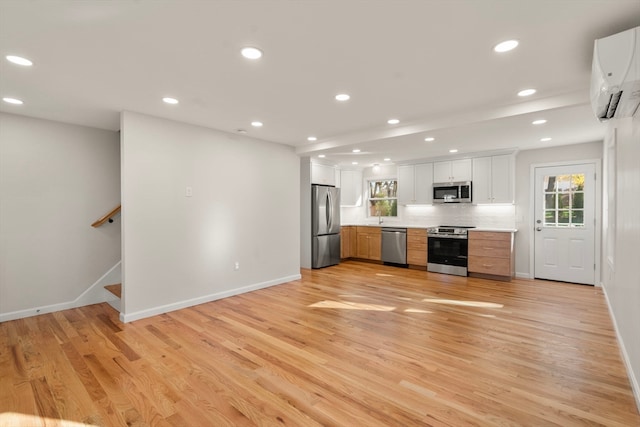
[407,229,427,266]
[356,233,370,258]
[472,157,492,204]
[414,163,433,204]
[349,227,358,256]
[433,161,452,183]
[311,163,336,186]
[341,227,350,258]
[490,154,513,204]
[368,234,382,261]
[340,170,363,206]
[397,165,415,205]
[451,159,472,181]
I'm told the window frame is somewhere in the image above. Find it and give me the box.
[367,178,398,218]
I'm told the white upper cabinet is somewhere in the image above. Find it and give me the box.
[398,163,433,205]
[397,165,415,204]
[472,154,514,204]
[433,159,472,183]
[311,163,336,186]
[340,170,363,206]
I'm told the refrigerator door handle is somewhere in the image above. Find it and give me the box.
[326,193,332,230]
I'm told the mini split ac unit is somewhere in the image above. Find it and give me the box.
[591,26,640,121]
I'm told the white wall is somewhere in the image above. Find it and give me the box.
[513,141,603,277]
[300,157,312,269]
[0,113,121,318]
[120,112,300,322]
[602,114,640,408]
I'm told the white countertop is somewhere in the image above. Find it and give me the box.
[341,223,517,233]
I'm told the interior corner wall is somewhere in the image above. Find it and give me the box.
[602,114,640,409]
[513,141,603,277]
[120,112,300,321]
[0,113,121,317]
[300,157,311,269]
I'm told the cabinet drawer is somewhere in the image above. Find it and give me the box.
[469,231,511,242]
[407,242,427,251]
[407,235,427,245]
[468,256,511,276]
[356,226,381,235]
[468,239,510,258]
[407,228,427,237]
[407,252,427,266]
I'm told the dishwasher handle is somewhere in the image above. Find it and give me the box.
[381,227,407,233]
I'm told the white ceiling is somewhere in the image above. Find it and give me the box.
[1,1,639,167]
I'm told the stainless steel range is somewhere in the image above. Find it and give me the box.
[427,226,475,276]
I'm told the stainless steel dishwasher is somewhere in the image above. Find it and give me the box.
[381,227,407,265]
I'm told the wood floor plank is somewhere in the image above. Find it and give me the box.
[1,261,638,426]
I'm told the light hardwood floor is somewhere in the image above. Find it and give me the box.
[1,261,638,426]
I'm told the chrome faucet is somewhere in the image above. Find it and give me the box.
[378,209,384,225]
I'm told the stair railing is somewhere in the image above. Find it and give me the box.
[91,205,121,227]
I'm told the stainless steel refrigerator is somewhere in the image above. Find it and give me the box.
[312,185,341,268]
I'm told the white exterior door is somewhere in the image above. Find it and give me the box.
[534,163,596,285]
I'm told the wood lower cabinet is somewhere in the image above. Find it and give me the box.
[355,226,381,261]
[407,228,427,267]
[468,231,514,280]
[341,226,357,259]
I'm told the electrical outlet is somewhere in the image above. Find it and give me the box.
[234,262,240,271]
[186,186,193,197]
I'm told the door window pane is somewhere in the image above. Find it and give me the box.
[542,173,585,227]
[545,194,556,209]
[572,192,584,209]
[545,210,556,225]
[572,210,584,225]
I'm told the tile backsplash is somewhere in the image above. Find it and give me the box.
[341,204,516,229]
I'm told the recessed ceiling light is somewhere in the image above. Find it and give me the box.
[6,55,33,66]
[2,97,23,105]
[318,154,326,158]
[384,158,391,161]
[352,149,361,153]
[241,47,263,59]
[424,137,435,142]
[335,93,350,101]
[540,137,552,142]
[493,40,519,53]
[162,97,179,104]
[532,119,547,125]
[352,162,358,165]
[387,119,400,125]
[251,121,263,127]
[518,88,536,97]
[307,136,317,142]
[449,149,458,153]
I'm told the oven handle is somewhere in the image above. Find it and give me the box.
[428,235,468,240]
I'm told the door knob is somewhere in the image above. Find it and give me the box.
[536,227,542,231]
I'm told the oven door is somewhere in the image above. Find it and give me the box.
[428,235,468,267]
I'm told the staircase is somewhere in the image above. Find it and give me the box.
[104,283,122,311]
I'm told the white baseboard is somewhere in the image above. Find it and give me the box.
[0,261,122,323]
[119,273,302,323]
[601,283,640,412]
[515,272,532,279]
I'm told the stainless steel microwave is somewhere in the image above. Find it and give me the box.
[433,181,472,203]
